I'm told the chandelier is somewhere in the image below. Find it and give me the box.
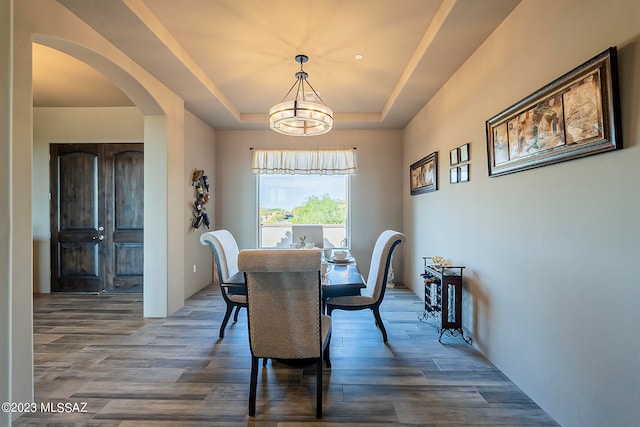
[269,54,333,136]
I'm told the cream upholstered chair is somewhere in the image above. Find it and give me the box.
[238,249,331,419]
[200,230,247,338]
[326,230,406,343]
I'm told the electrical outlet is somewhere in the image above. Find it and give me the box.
[193,264,197,273]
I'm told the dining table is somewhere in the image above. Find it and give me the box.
[222,253,365,300]
[320,261,366,299]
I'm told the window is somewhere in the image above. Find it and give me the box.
[258,174,349,248]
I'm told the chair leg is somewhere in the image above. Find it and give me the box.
[233,305,241,322]
[316,358,323,418]
[372,307,388,343]
[219,304,234,338]
[324,334,331,369]
[249,356,259,416]
[262,357,268,367]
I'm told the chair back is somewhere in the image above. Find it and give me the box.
[292,225,324,248]
[364,230,406,302]
[239,249,323,359]
[200,230,240,283]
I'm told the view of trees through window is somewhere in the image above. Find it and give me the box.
[258,174,349,248]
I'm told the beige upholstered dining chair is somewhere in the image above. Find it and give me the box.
[238,249,331,419]
[200,230,247,338]
[326,230,406,343]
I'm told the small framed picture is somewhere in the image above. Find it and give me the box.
[450,167,459,184]
[410,152,438,195]
[459,164,469,182]
[459,143,469,163]
[450,148,459,165]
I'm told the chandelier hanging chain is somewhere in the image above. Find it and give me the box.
[297,58,307,102]
[278,56,326,105]
[279,78,301,103]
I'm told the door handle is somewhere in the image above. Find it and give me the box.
[92,235,105,241]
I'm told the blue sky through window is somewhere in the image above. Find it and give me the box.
[259,174,346,210]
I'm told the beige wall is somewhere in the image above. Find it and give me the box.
[184,110,216,298]
[215,129,404,282]
[9,0,35,410]
[1,1,12,424]
[402,1,640,426]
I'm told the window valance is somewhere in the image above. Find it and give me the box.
[251,149,356,175]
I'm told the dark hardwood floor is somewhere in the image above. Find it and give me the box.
[15,284,558,426]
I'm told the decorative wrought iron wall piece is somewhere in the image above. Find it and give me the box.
[191,169,211,232]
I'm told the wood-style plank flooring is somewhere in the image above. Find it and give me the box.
[15,284,559,426]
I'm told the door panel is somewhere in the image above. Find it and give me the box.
[107,145,144,292]
[50,143,143,293]
[59,152,99,230]
[51,145,104,292]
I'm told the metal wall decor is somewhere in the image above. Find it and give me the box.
[191,169,211,231]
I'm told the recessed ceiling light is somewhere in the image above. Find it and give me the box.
[354,54,364,60]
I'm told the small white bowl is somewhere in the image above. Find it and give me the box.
[334,251,348,260]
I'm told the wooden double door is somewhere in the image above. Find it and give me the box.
[50,143,144,293]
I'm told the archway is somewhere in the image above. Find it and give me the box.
[31,34,182,317]
[6,1,187,410]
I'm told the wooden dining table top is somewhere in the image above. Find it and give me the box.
[223,259,365,298]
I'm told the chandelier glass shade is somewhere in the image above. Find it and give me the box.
[269,54,333,136]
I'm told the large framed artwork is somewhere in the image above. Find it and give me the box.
[410,152,438,195]
[486,47,622,177]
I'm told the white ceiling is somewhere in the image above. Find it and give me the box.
[33,0,520,131]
